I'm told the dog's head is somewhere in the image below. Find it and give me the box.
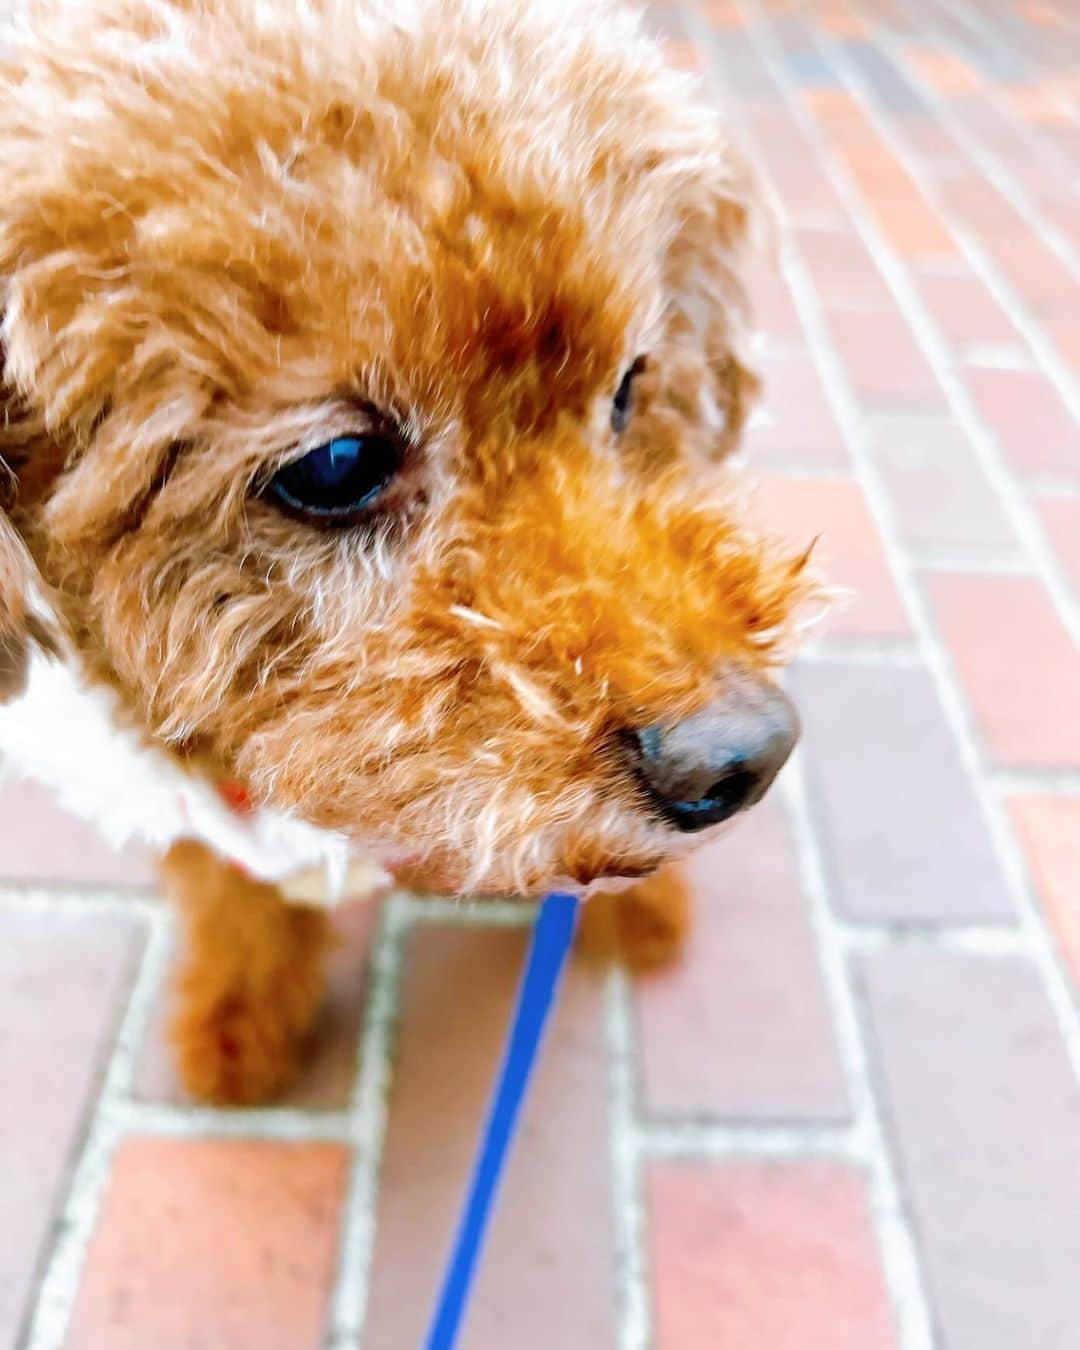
[0,0,813,894]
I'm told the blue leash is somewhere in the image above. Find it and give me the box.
[424,891,580,1350]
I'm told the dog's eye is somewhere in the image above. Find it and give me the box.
[612,356,647,434]
[265,434,401,523]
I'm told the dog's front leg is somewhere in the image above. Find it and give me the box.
[159,840,331,1105]
[578,863,691,972]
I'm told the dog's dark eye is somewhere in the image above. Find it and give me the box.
[265,434,401,523]
[612,356,647,434]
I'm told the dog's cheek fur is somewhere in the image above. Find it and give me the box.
[67,434,809,893]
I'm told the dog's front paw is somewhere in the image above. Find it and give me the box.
[578,865,691,972]
[170,956,324,1107]
[162,841,331,1106]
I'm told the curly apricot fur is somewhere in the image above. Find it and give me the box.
[0,1,816,1097]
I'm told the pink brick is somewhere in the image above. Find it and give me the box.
[925,573,1080,768]
[912,268,1020,350]
[746,347,849,469]
[0,776,154,887]
[865,413,1020,562]
[1008,795,1080,987]
[68,1138,348,1350]
[828,310,944,408]
[1035,496,1080,596]
[965,368,1080,480]
[983,233,1080,319]
[636,795,849,1121]
[747,259,804,342]
[794,661,1014,923]
[860,950,1080,1350]
[364,926,616,1349]
[648,1163,898,1350]
[750,475,910,639]
[797,225,893,311]
[0,908,143,1346]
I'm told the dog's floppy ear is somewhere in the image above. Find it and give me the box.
[662,131,763,459]
[0,331,52,698]
[0,475,35,698]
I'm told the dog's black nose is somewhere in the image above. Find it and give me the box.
[630,677,799,833]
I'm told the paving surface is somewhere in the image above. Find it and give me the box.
[2,0,1080,1346]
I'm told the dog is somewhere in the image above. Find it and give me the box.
[0,0,813,1104]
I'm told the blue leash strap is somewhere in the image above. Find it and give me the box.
[423,891,581,1350]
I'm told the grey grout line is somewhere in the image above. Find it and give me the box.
[836,922,1033,957]
[638,1118,859,1160]
[990,766,1080,796]
[605,968,651,1350]
[111,1101,355,1141]
[737,0,1080,1082]
[0,884,161,917]
[22,907,174,1350]
[325,895,408,1350]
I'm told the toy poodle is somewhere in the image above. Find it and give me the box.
[0,0,812,1102]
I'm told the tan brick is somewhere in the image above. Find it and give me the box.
[363,926,616,1350]
[636,795,849,1121]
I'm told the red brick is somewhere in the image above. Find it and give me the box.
[912,268,1020,350]
[133,899,378,1108]
[749,475,910,639]
[925,573,1080,767]
[797,225,893,311]
[68,1138,347,1350]
[859,951,1080,1350]
[1008,796,1080,987]
[827,310,944,408]
[866,413,1020,561]
[0,776,154,887]
[904,47,981,97]
[364,926,615,1350]
[0,908,142,1347]
[636,795,849,1121]
[1035,496,1080,596]
[701,0,743,27]
[965,368,1080,480]
[794,661,1014,922]
[746,347,849,468]
[647,1163,898,1350]
[835,153,957,260]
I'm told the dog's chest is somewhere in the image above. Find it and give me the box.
[0,649,381,905]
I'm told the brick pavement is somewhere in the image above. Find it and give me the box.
[2,1,1079,1346]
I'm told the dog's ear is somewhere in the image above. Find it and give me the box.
[0,476,35,698]
[662,133,764,459]
[0,332,53,699]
